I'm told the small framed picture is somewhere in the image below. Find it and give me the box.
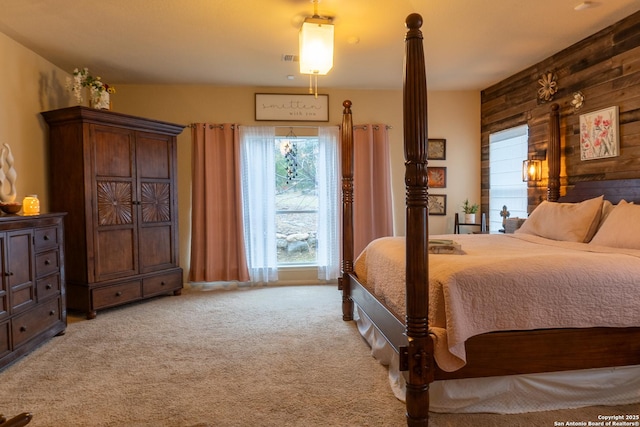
[428,194,446,215]
[428,139,446,160]
[427,166,446,188]
[579,106,619,161]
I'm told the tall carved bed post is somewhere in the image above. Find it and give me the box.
[400,14,432,427]
[340,100,355,321]
[547,103,561,202]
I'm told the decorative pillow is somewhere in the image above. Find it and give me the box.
[589,200,640,249]
[514,195,604,242]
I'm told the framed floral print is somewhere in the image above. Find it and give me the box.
[428,138,446,160]
[579,106,619,161]
[428,194,446,215]
[427,166,446,188]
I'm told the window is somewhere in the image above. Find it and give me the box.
[275,136,319,265]
[489,125,528,232]
[240,126,340,282]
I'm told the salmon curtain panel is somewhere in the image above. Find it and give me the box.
[189,123,250,283]
[353,124,393,256]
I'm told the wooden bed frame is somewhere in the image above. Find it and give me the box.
[339,13,640,427]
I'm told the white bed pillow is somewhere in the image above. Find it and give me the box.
[589,200,640,249]
[514,195,604,242]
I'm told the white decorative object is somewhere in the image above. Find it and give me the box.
[0,144,17,203]
[66,67,114,109]
[465,213,476,224]
[91,87,110,109]
[571,92,585,112]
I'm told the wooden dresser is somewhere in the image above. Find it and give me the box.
[42,106,184,319]
[0,213,66,370]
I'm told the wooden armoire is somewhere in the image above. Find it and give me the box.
[42,106,184,319]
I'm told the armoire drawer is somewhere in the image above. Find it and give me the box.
[92,281,141,310]
[12,297,62,348]
[143,271,182,296]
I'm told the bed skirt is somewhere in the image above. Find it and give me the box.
[355,306,640,414]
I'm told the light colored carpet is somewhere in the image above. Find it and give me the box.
[0,285,637,426]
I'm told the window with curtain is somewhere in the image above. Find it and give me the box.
[239,126,340,283]
[489,125,528,232]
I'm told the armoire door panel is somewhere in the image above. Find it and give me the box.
[97,181,133,225]
[136,133,171,179]
[139,225,173,272]
[95,228,137,279]
[93,126,134,178]
[140,182,171,223]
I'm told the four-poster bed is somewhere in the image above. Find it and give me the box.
[339,13,640,426]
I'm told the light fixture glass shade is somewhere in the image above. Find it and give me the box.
[522,159,542,182]
[299,18,334,75]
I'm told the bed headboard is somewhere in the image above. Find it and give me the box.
[544,103,640,205]
[558,179,640,204]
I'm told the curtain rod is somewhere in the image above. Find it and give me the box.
[353,125,393,130]
[188,124,235,129]
[188,124,393,130]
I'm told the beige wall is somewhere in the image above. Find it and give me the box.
[0,32,72,209]
[2,30,481,284]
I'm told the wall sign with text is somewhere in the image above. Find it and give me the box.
[255,93,329,122]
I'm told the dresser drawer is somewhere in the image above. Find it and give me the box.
[143,271,182,296]
[92,281,141,310]
[35,249,60,278]
[37,273,61,302]
[35,226,60,252]
[12,297,62,348]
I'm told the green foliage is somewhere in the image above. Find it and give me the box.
[462,199,479,214]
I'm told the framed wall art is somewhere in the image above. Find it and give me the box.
[427,166,446,188]
[428,194,446,215]
[428,138,446,160]
[579,106,619,161]
[255,93,329,122]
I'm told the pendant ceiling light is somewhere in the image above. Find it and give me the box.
[299,0,334,97]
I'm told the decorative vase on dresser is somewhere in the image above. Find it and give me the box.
[42,106,184,319]
[0,213,67,370]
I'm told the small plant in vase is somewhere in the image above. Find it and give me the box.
[66,67,115,109]
[462,199,479,224]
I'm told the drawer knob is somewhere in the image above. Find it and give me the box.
[4,272,13,277]
[161,281,166,286]
[44,259,51,265]
[49,310,56,316]
[20,326,26,332]
[46,284,53,290]
[116,291,122,297]
[44,235,50,241]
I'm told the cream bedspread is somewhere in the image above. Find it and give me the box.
[354,233,640,372]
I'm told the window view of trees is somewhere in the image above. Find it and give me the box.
[275,137,319,264]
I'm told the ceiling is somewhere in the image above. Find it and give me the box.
[1,0,639,91]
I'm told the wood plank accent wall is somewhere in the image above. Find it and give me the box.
[480,10,640,213]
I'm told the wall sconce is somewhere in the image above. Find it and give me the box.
[522,148,546,182]
[299,0,334,97]
[522,159,542,182]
